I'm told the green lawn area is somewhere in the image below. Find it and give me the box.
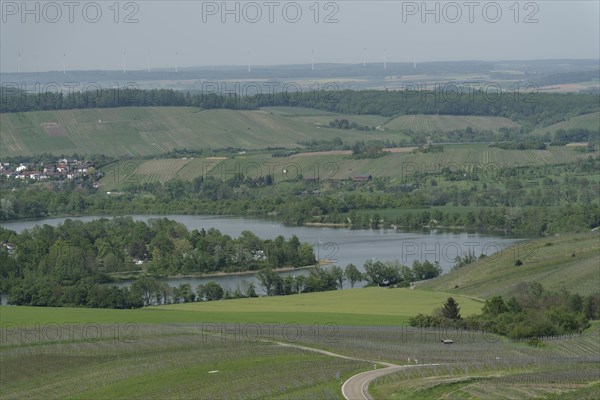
[0,287,483,327]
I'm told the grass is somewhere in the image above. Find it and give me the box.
[0,107,403,157]
[371,367,600,399]
[530,112,600,136]
[0,287,484,327]
[382,114,520,133]
[418,233,600,297]
[0,329,368,399]
[1,288,597,399]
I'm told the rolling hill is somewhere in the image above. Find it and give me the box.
[382,114,521,133]
[0,107,403,157]
[417,233,600,298]
[530,112,600,136]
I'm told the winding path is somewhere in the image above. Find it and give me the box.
[203,327,439,400]
[341,363,440,400]
[273,341,440,400]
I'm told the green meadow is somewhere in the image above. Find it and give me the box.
[0,287,483,327]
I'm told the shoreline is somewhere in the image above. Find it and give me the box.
[109,259,336,281]
[1,212,528,238]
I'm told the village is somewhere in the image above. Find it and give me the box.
[0,158,98,183]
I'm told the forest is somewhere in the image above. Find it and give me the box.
[0,217,316,305]
[2,87,599,131]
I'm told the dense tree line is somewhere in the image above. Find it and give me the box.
[0,217,316,302]
[252,259,443,296]
[328,118,373,131]
[410,284,600,340]
[2,156,598,235]
[2,183,598,237]
[552,128,599,144]
[2,87,598,130]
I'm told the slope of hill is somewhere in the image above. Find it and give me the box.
[382,114,520,133]
[0,107,402,157]
[100,144,594,189]
[530,112,600,136]
[417,233,600,298]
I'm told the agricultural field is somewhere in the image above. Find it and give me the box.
[100,144,598,190]
[530,112,600,136]
[381,114,521,133]
[0,107,403,157]
[0,325,369,400]
[260,106,338,116]
[0,288,484,327]
[371,346,600,400]
[418,233,600,297]
[1,288,598,399]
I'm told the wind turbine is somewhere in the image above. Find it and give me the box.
[175,52,179,73]
[122,50,127,73]
[413,48,417,69]
[362,47,367,67]
[146,50,151,73]
[17,51,21,73]
[247,50,252,73]
[311,49,315,71]
[62,52,66,74]
[383,48,387,70]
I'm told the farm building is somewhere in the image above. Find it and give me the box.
[353,175,373,181]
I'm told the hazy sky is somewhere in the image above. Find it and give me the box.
[1,1,599,72]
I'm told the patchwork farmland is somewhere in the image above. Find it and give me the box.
[100,144,597,190]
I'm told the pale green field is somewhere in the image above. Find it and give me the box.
[0,287,484,327]
[0,107,403,157]
[530,112,600,136]
[160,287,484,317]
[382,114,521,132]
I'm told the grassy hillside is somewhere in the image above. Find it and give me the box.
[418,233,600,298]
[0,107,403,157]
[382,114,520,133]
[530,112,600,136]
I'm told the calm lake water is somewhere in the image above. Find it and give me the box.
[1,215,523,293]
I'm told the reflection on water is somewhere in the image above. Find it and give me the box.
[1,215,523,293]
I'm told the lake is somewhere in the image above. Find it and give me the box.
[1,215,523,293]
